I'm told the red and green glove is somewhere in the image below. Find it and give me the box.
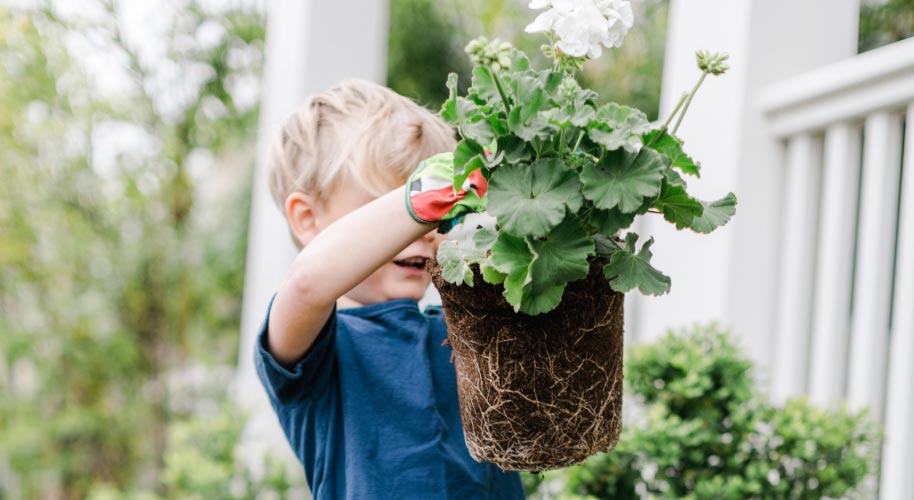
[406,152,488,234]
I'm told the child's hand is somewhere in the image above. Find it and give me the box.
[406,152,488,233]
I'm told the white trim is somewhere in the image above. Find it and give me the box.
[808,123,861,406]
[761,37,914,137]
[846,111,904,421]
[879,103,914,500]
[771,134,822,402]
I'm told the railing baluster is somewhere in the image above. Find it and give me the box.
[808,123,862,406]
[847,111,904,421]
[880,104,914,500]
[772,134,822,402]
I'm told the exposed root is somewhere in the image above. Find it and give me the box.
[429,259,624,471]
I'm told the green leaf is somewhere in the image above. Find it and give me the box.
[469,65,501,110]
[663,164,687,188]
[593,234,622,257]
[489,218,594,315]
[440,73,459,124]
[645,130,701,177]
[490,231,530,275]
[497,136,532,163]
[654,181,704,230]
[435,228,498,286]
[540,70,564,95]
[490,231,534,306]
[569,106,596,127]
[507,105,554,142]
[689,193,737,233]
[590,207,636,236]
[580,148,666,213]
[509,50,531,72]
[488,157,583,237]
[437,240,481,286]
[472,227,498,250]
[486,111,510,136]
[480,261,507,284]
[453,139,486,190]
[543,105,595,129]
[506,74,555,141]
[441,72,495,145]
[515,283,566,316]
[588,103,653,153]
[604,233,671,296]
[455,97,494,145]
[595,102,650,126]
[527,216,595,287]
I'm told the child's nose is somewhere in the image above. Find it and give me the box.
[421,231,443,244]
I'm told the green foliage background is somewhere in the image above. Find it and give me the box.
[0,0,908,497]
[524,325,879,500]
[0,1,292,498]
[859,0,914,52]
[387,0,670,120]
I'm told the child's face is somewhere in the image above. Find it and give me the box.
[317,183,444,308]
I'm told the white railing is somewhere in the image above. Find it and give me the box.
[761,36,914,500]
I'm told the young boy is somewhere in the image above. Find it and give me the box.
[254,79,526,499]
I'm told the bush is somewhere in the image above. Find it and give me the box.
[526,324,879,500]
[87,404,303,500]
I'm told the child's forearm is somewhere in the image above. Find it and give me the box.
[267,185,438,366]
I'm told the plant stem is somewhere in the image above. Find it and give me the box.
[661,92,689,135]
[490,69,512,114]
[558,127,566,160]
[672,71,708,135]
[644,91,688,149]
[573,129,585,153]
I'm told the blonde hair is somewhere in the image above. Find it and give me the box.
[266,78,457,212]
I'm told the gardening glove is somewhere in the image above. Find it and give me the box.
[406,151,488,234]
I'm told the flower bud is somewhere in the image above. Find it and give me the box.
[465,36,515,72]
[557,75,582,101]
[696,50,730,76]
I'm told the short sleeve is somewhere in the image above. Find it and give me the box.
[254,293,337,406]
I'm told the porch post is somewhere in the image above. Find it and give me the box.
[631,0,859,378]
[234,0,390,482]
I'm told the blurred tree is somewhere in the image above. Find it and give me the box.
[386,0,472,108]
[0,1,265,497]
[391,0,914,114]
[859,0,914,52]
[388,0,670,119]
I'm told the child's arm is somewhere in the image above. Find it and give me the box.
[266,185,438,367]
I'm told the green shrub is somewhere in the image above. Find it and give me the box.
[87,404,303,500]
[526,324,879,500]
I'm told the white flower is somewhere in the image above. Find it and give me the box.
[525,0,634,59]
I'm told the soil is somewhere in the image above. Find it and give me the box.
[428,258,624,471]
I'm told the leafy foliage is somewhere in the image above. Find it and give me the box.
[436,46,737,314]
[524,325,879,500]
[603,233,670,295]
[87,405,303,500]
[858,0,914,53]
[0,2,274,497]
[487,158,583,237]
[690,193,738,234]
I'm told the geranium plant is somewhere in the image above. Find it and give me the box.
[436,1,736,316]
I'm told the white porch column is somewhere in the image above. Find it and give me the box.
[631,0,859,379]
[238,0,390,403]
[234,0,389,482]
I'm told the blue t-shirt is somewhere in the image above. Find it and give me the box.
[254,295,526,500]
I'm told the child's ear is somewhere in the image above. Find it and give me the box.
[284,192,320,248]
